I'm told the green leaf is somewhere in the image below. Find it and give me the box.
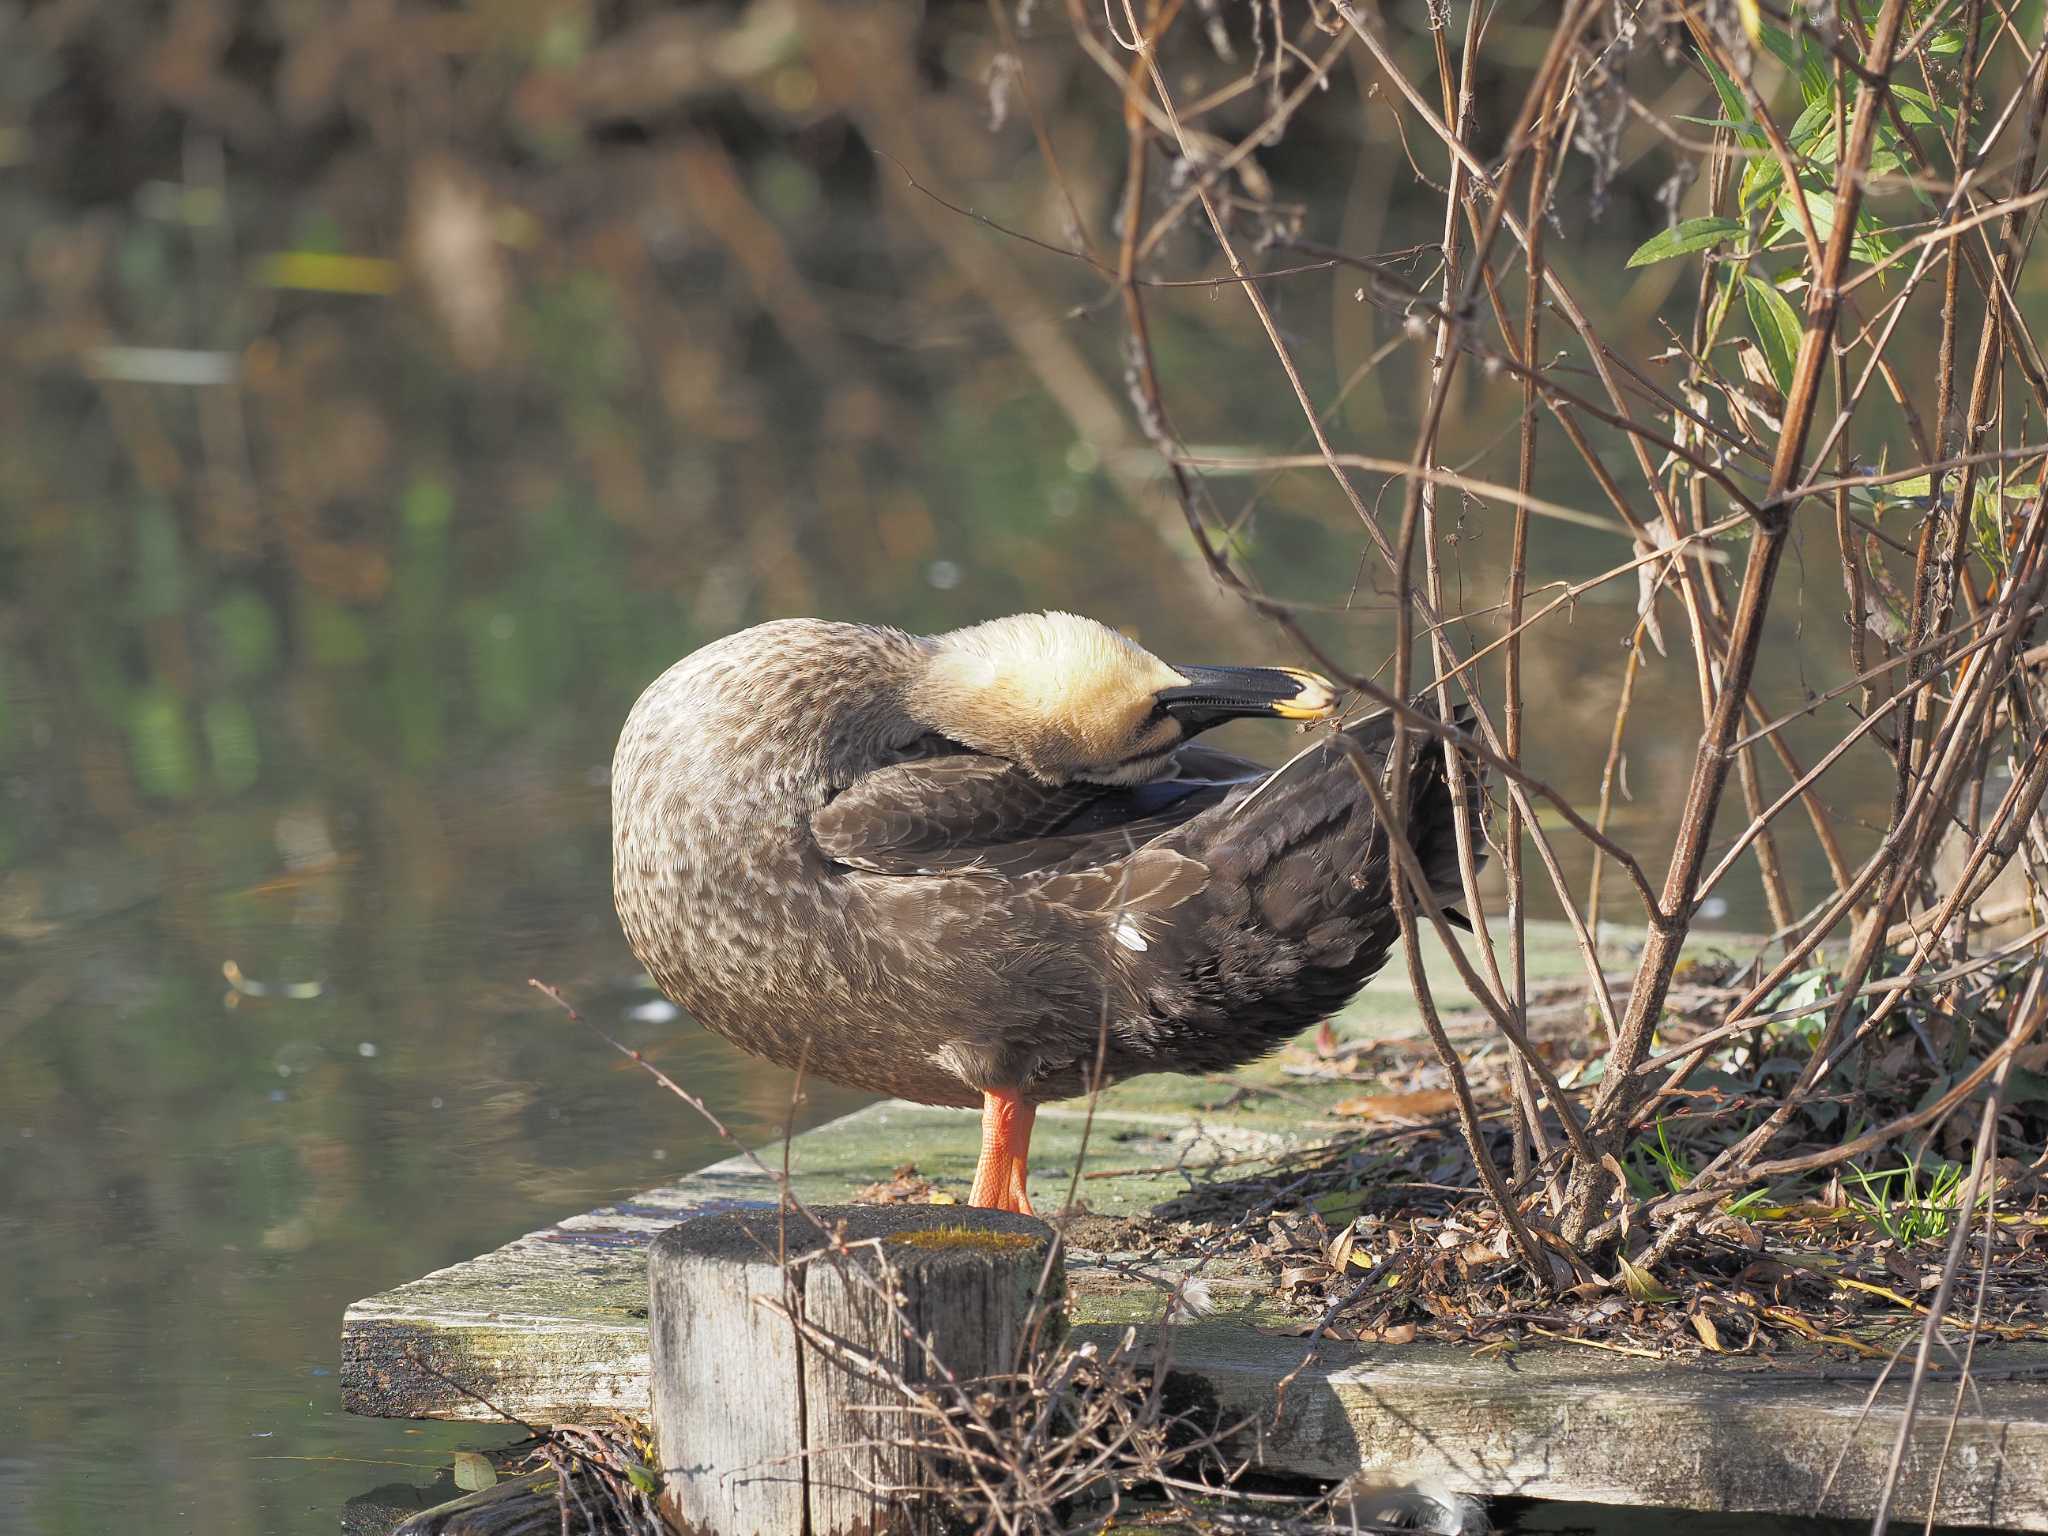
[1888,86,1953,132]
[1788,97,1834,154]
[453,1452,498,1493]
[1796,188,1897,264]
[1767,967,1831,1041]
[1739,150,1784,218]
[1627,217,1748,267]
[1759,24,1830,106]
[1743,275,1803,395]
[1617,1254,1679,1304]
[1799,118,1909,184]
[1701,57,1765,147]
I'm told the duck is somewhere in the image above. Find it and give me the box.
[611,612,1481,1215]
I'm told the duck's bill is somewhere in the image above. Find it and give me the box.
[1156,664,1340,729]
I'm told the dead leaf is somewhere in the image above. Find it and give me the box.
[1331,1089,1460,1120]
[1699,1213,1764,1249]
[1600,1153,1633,1240]
[1690,1312,1724,1352]
[852,1165,947,1204]
[1326,1224,1358,1272]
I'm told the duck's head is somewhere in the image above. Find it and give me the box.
[905,611,1338,785]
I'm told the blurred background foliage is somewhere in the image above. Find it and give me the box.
[0,0,2006,1529]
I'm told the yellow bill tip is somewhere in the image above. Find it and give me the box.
[1271,668,1340,720]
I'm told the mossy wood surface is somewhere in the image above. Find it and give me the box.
[341,923,2048,1529]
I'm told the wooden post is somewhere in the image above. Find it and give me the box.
[649,1204,1062,1536]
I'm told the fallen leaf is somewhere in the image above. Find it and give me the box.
[1331,1090,1460,1120]
[1699,1213,1764,1250]
[851,1165,942,1204]
[1617,1254,1678,1304]
[1326,1225,1358,1271]
[1691,1312,1724,1352]
[453,1452,497,1492]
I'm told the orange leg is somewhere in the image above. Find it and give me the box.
[969,1090,1037,1215]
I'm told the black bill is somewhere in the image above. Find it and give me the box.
[1155,664,1340,731]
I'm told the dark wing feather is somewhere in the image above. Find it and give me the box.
[1163,742,1270,782]
[810,747,1262,880]
[811,755,1098,874]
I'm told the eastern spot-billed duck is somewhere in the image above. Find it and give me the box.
[611,612,1481,1214]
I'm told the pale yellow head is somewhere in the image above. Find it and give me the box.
[905,611,1337,785]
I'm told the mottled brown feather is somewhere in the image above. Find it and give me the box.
[611,615,1485,1109]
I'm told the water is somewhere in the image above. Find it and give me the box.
[0,9,1937,1531]
[0,674,870,1529]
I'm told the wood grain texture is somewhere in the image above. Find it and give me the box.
[651,1206,1059,1536]
[1135,1321,2048,1530]
[799,1210,1060,1536]
[648,1212,813,1535]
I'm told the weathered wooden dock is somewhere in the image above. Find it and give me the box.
[343,924,2048,1530]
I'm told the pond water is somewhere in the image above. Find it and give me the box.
[0,7,1950,1532]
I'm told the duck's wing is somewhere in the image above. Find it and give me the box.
[810,748,1264,880]
[812,754,1097,875]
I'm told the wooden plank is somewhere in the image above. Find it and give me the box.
[342,920,1539,1423]
[1137,1321,2048,1531]
[340,1097,1246,1423]
[342,922,2048,1528]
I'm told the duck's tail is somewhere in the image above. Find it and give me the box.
[1229,700,1487,923]
[1121,696,1491,1082]
[1347,703,1488,925]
